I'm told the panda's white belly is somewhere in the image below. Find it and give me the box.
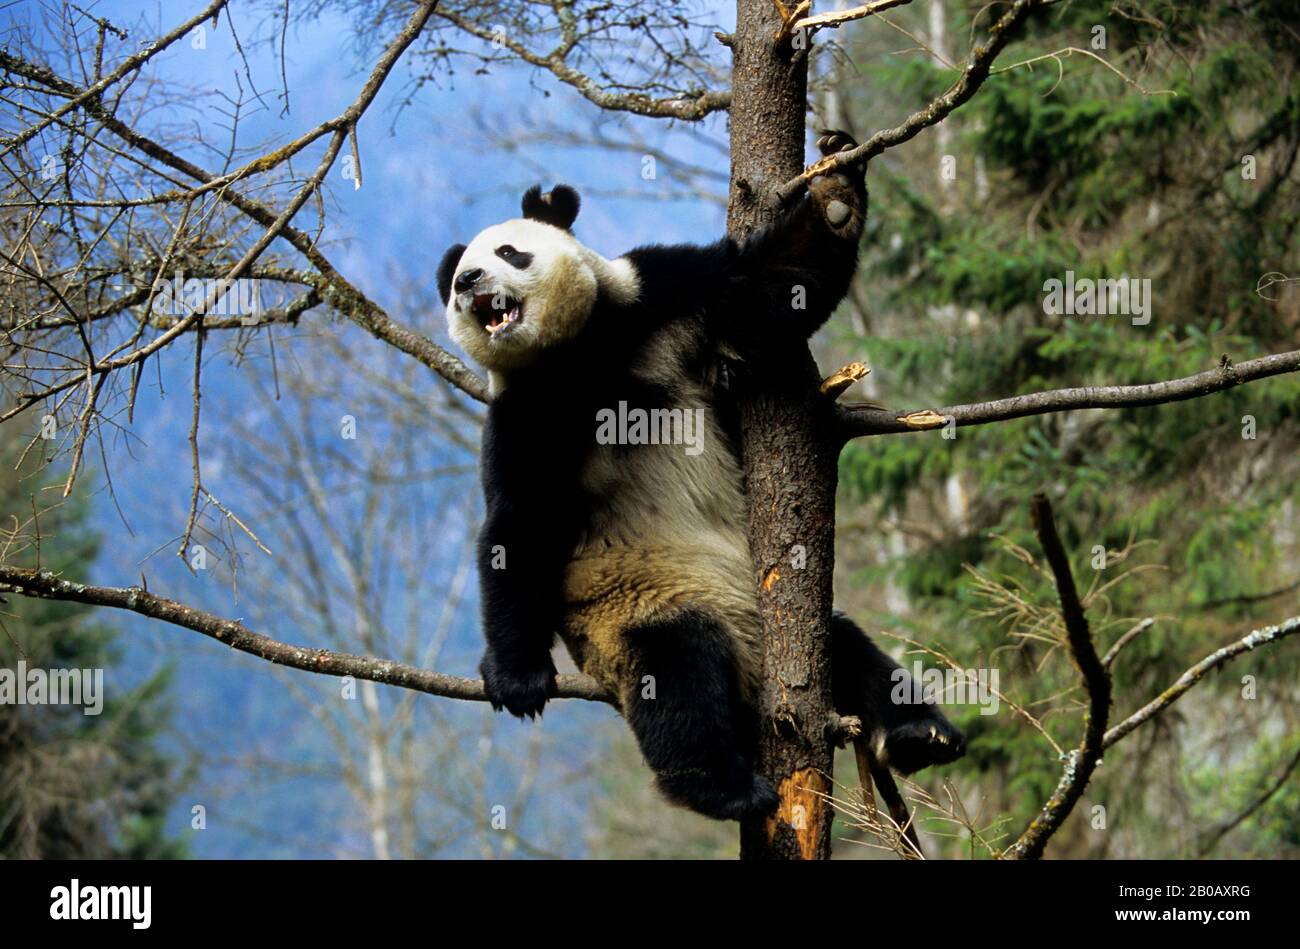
[560,399,764,699]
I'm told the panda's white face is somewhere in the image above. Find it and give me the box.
[445,219,605,373]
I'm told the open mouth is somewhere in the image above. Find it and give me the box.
[471,292,524,337]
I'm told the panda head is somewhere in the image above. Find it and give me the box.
[438,185,638,374]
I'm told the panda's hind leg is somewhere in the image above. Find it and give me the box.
[622,610,778,821]
[831,611,967,775]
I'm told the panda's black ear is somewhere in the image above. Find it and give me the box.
[522,185,580,231]
[437,243,466,302]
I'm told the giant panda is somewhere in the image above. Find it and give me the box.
[437,131,965,821]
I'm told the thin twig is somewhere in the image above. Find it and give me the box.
[1101,618,1154,670]
[853,735,923,858]
[1102,615,1300,751]
[178,324,206,567]
[776,0,1049,203]
[1196,746,1300,856]
[0,0,230,158]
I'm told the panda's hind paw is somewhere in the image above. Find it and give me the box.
[883,716,967,776]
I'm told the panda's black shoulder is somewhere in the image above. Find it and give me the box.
[623,238,734,279]
[565,239,730,360]
[619,239,735,315]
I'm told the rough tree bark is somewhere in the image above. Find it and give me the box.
[729,0,840,860]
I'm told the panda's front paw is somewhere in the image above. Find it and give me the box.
[806,130,866,239]
[809,172,865,239]
[815,129,858,159]
[480,648,556,719]
[883,715,966,775]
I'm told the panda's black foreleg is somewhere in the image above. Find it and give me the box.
[830,611,967,775]
[720,130,868,352]
[622,610,779,821]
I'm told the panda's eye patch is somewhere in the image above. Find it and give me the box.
[495,244,534,270]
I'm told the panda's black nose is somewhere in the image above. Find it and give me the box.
[454,268,484,293]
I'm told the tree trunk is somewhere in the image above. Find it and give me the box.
[729,0,840,861]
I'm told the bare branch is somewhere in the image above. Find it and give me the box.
[1102,615,1300,751]
[1197,745,1300,856]
[0,565,614,706]
[431,6,730,121]
[1101,617,1154,670]
[852,734,922,858]
[1003,594,1300,858]
[1004,494,1110,860]
[776,0,1049,203]
[792,0,912,37]
[838,349,1300,440]
[0,0,489,405]
[1,122,345,424]
[819,360,869,398]
[1201,577,1300,610]
[990,46,1176,97]
[0,0,230,159]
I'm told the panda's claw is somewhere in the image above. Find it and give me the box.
[815,129,858,157]
[479,649,557,720]
[883,716,967,775]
